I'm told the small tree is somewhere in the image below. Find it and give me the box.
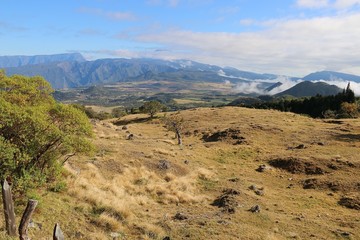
[0,73,93,194]
[141,101,164,118]
[163,113,186,145]
[339,102,359,118]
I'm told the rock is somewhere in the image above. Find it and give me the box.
[295,144,306,149]
[249,205,260,213]
[256,164,271,172]
[122,125,128,130]
[255,190,264,196]
[249,185,257,190]
[158,160,171,170]
[163,237,171,240]
[127,133,134,140]
[228,177,239,182]
[184,160,189,164]
[174,212,188,220]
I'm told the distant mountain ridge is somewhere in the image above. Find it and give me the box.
[303,71,360,83]
[0,53,85,68]
[3,55,280,89]
[2,53,360,95]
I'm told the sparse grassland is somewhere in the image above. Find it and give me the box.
[1,107,360,239]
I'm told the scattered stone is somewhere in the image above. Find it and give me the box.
[317,142,325,146]
[122,125,128,130]
[110,232,121,238]
[255,190,264,196]
[184,160,189,164]
[287,184,294,189]
[127,133,134,140]
[223,188,240,195]
[303,178,318,189]
[158,160,171,170]
[294,144,306,149]
[327,163,339,170]
[28,220,42,230]
[228,177,239,182]
[249,185,257,190]
[256,164,271,172]
[174,212,188,220]
[249,205,260,213]
[163,237,171,240]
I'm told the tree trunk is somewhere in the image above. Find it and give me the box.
[19,199,38,240]
[1,179,17,236]
[176,129,182,145]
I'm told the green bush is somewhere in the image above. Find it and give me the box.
[0,71,94,195]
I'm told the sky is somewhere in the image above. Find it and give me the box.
[1,0,360,77]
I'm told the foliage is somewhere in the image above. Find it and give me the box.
[339,102,359,118]
[246,83,357,118]
[0,72,93,194]
[140,101,165,118]
[111,107,127,118]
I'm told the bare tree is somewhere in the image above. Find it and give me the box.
[163,112,186,145]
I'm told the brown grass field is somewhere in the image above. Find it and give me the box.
[1,106,359,239]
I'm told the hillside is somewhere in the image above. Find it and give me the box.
[1,107,358,239]
[275,81,342,97]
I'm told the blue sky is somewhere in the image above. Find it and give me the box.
[1,0,360,76]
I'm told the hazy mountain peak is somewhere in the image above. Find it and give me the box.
[0,53,85,68]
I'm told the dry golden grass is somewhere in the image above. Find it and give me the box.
[1,106,360,239]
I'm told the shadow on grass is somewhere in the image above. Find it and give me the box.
[112,116,156,126]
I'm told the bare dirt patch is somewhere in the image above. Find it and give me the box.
[302,178,360,192]
[268,157,325,174]
[338,196,360,210]
[212,188,240,214]
[202,128,246,145]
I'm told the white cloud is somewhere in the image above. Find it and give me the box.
[296,0,329,9]
[333,0,360,9]
[131,12,360,76]
[296,0,360,9]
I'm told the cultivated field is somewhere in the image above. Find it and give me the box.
[1,107,359,239]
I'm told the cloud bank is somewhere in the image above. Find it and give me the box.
[100,10,360,77]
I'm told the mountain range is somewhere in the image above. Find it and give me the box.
[1,53,358,96]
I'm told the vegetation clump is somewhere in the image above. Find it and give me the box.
[0,71,93,194]
[242,83,358,118]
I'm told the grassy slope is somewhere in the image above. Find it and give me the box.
[1,107,359,239]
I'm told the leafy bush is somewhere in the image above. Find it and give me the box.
[0,71,93,195]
